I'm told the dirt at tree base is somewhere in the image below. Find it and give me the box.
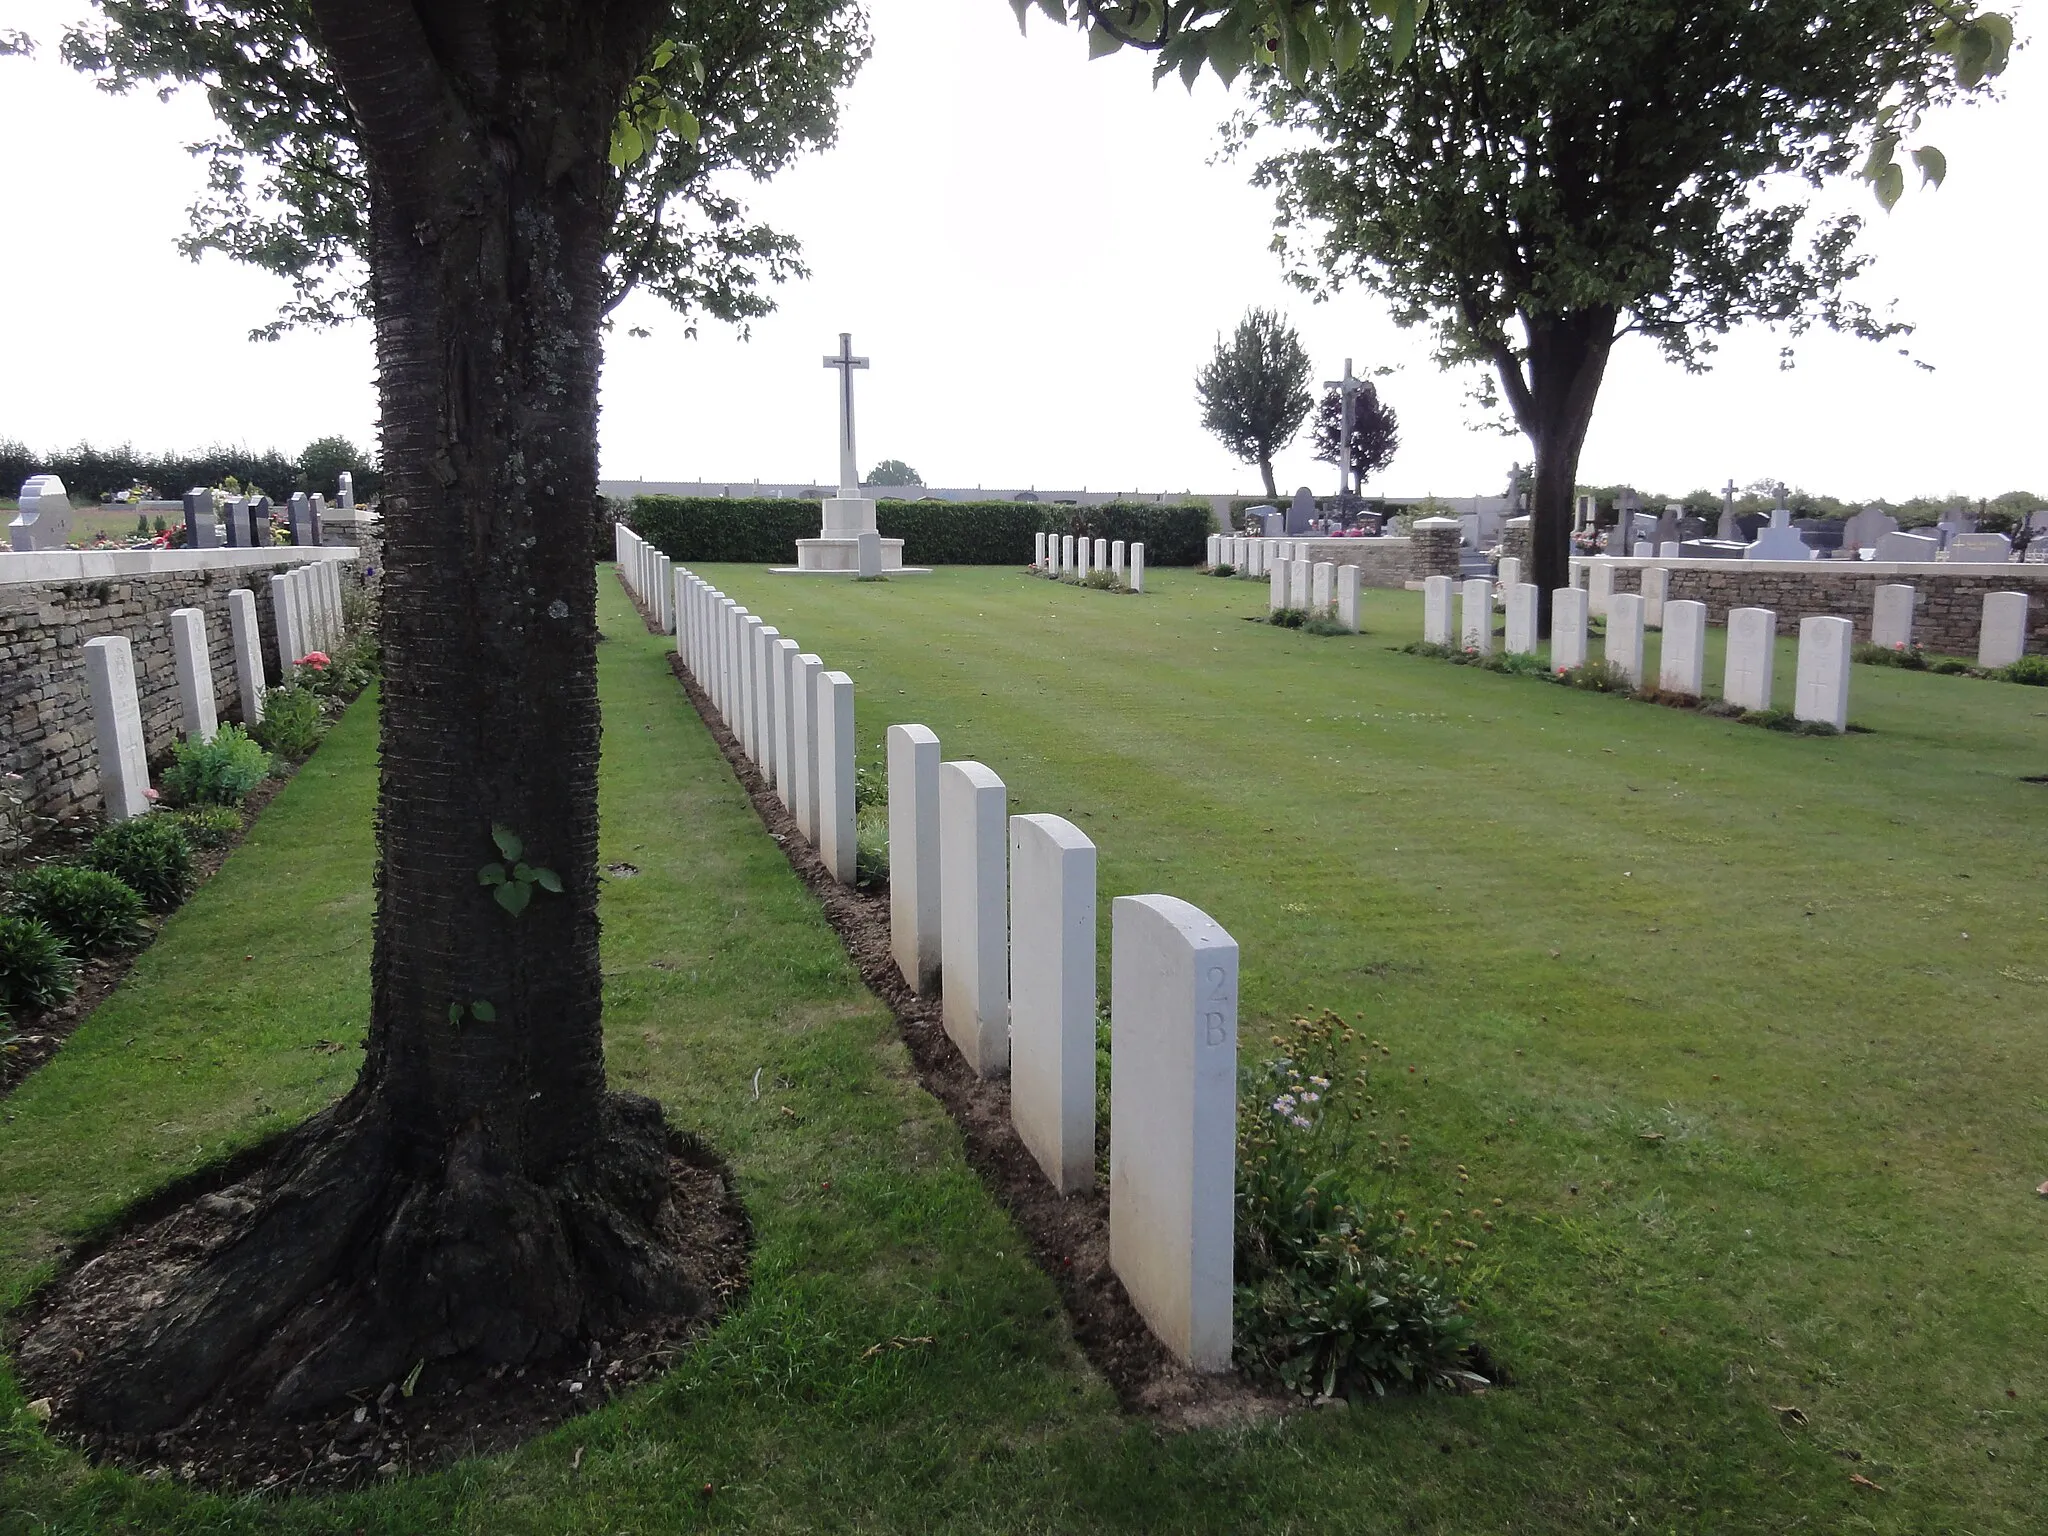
[655,621,1281,1432]
[8,1132,749,1493]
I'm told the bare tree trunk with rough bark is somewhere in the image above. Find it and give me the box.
[72,0,706,1434]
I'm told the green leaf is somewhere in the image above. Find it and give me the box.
[401,1361,423,1399]
[1860,131,1897,181]
[478,863,507,887]
[512,862,534,883]
[1010,0,1034,33]
[494,881,532,917]
[1088,22,1123,58]
[1036,0,1067,22]
[1910,145,1946,189]
[674,107,700,147]
[1873,162,1904,211]
[1206,16,1255,84]
[532,867,563,894]
[1389,0,1419,70]
[448,1003,464,1024]
[492,826,523,861]
[471,999,497,1022]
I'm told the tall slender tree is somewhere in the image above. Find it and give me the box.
[1195,307,1314,498]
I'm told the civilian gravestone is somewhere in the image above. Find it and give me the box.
[1109,894,1238,1372]
[1286,486,1315,535]
[1794,617,1852,731]
[940,760,1009,1077]
[1948,533,2013,564]
[10,475,74,552]
[1009,813,1097,1195]
[1745,507,1813,561]
[182,489,220,550]
[288,493,319,546]
[338,471,355,510]
[245,496,272,547]
[887,724,942,994]
[1716,479,1740,542]
[1725,607,1776,710]
[221,496,248,548]
[1842,506,1898,555]
[1874,530,1937,562]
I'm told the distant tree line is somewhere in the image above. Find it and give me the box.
[0,436,379,504]
[1580,481,2046,535]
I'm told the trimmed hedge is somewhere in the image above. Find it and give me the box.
[625,496,1214,567]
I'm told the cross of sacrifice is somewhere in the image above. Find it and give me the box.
[822,332,871,499]
[1322,357,1365,501]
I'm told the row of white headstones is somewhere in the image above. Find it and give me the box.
[84,561,346,821]
[1030,532,1146,589]
[1421,560,2033,730]
[614,524,1240,1373]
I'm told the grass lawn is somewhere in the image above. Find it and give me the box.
[3,568,2044,1532]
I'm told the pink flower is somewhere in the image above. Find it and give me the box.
[298,651,331,670]
[143,787,160,802]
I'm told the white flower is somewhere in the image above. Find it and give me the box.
[1300,1091,1320,1104]
[1290,1115,1313,1130]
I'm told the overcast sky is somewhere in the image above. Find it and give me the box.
[1,0,2041,501]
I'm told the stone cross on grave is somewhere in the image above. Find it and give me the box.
[1718,478,1739,542]
[1322,357,1365,503]
[822,332,870,500]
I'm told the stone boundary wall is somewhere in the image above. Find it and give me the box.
[1,550,360,847]
[1280,526,1460,587]
[1574,557,2048,654]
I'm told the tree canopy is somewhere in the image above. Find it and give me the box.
[63,0,869,339]
[1195,307,1313,498]
[867,458,924,487]
[1309,380,1396,486]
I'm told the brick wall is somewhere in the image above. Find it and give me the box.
[1281,527,1461,587]
[1,558,354,847]
[1582,559,2048,654]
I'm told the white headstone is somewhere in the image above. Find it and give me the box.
[1640,565,1668,630]
[857,529,883,578]
[168,607,219,741]
[1336,564,1362,633]
[1130,543,1145,592]
[742,616,767,762]
[1460,578,1493,654]
[1078,538,1092,579]
[1422,575,1454,645]
[793,653,823,841]
[269,573,302,676]
[1794,616,1852,731]
[1109,894,1237,1372]
[1061,535,1075,572]
[1605,592,1645,686]
[1287,559,1311,610]
[1871,584,1916,650]
[817,669,858,880]
[1978,590,2029,668]
[1497,555,1521,589]
[1551,587,1589,672]
[1724,607,1776,711]
[758,626,785,785]
[1009,813,1097,1194]
[1587,559,1615,618]
[1746,509,1813,561]
[1657,541,1680,560]
[1311,561,1334,612]
[1269,559,1288,613]
[771,637,799,802]
[1659,600,1707,698]
[1111,539,1126,579]
[1034,531,1048,569]
[82,635,150,821]
[1504,582,1539,655]
[1206,534,1220,568]
[939,760,1009,1077]
[887,724,943,994]
[226,588,266,726]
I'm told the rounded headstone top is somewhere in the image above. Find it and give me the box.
[1410,516,1460,530]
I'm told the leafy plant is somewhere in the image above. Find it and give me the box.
[1999,655,2048,686]
[1210,563,1237,577]
[173,805,243,848]
[1556,658,1631,693]
[1235,1011,1487,1401]
[854,761,885,813]
[477,826,562,917]
[1302,611,1354,637]
[1082,569,1126,591]
[160,724,270,807]
[89,817,195,912]
[1195,307,1314,498]
[0,914,80,1018]
[855,804,888,889]
[1853,640,1928,669]
[1930,656,1971,675]
[9,865,147,957]
[1270,607,1308,629]
[253,685,323,758]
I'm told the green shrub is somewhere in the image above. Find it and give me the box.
[89,816,195,912]
[1211,563,1237,577]
[1853,640,1928,670]
[855,804,888,889]
[1556,658,1631,692]
[1081,569,1126,592]
[1301,611,1354,637]
[0,914,79,1018]
[253,685,323,758]
[1235,1011,1487,1400]
[2000,655,2048,686]
[1270,607,1308,629]
[173,805,243,848]
[1930,656,1971,675]
[160,723,270,807]
[1044,502,1212,567]
[9,865,147,957]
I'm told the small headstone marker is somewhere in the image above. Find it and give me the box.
[82,636,150,821]
[1111,539,1126,579]
[1978,591,2029,668]
[245,496,271,547]
[1109,894,1238,1372]
[221,496,248,548]
[1009,813,1097,1194]
[1551,587,1589,671]
[1034,531,1048,569]
[1310,561,1334,612]
[1504,582,1539,654]
[287,492,318,546]
[1659,600,1707,698]
[1605,593,1645,686]
[1094,538,1108,571]
[1062,534,1075,572]
[887,724,943,994]
[1336,565,1362,633]
[1657,541,1680,559]
[857,529,883,578]
[1460,577,1493,654]
[1871,585,1916,650]
[939,760,1009,1077]
[1794,616,1852,731]
[1498,555,1521,589]
[817,669,858,880]
[1422,575,1454,645]
[1286,486,1315,535]
[1587,559,1615,617]
[1206,534,1220,568]
[168,607,219,741]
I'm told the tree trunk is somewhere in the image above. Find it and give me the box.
[1258,454,1277,499]
[1491,309,1615,635]
[72,0,705,1435]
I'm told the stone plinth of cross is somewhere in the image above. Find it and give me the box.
[822,332,871,500]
